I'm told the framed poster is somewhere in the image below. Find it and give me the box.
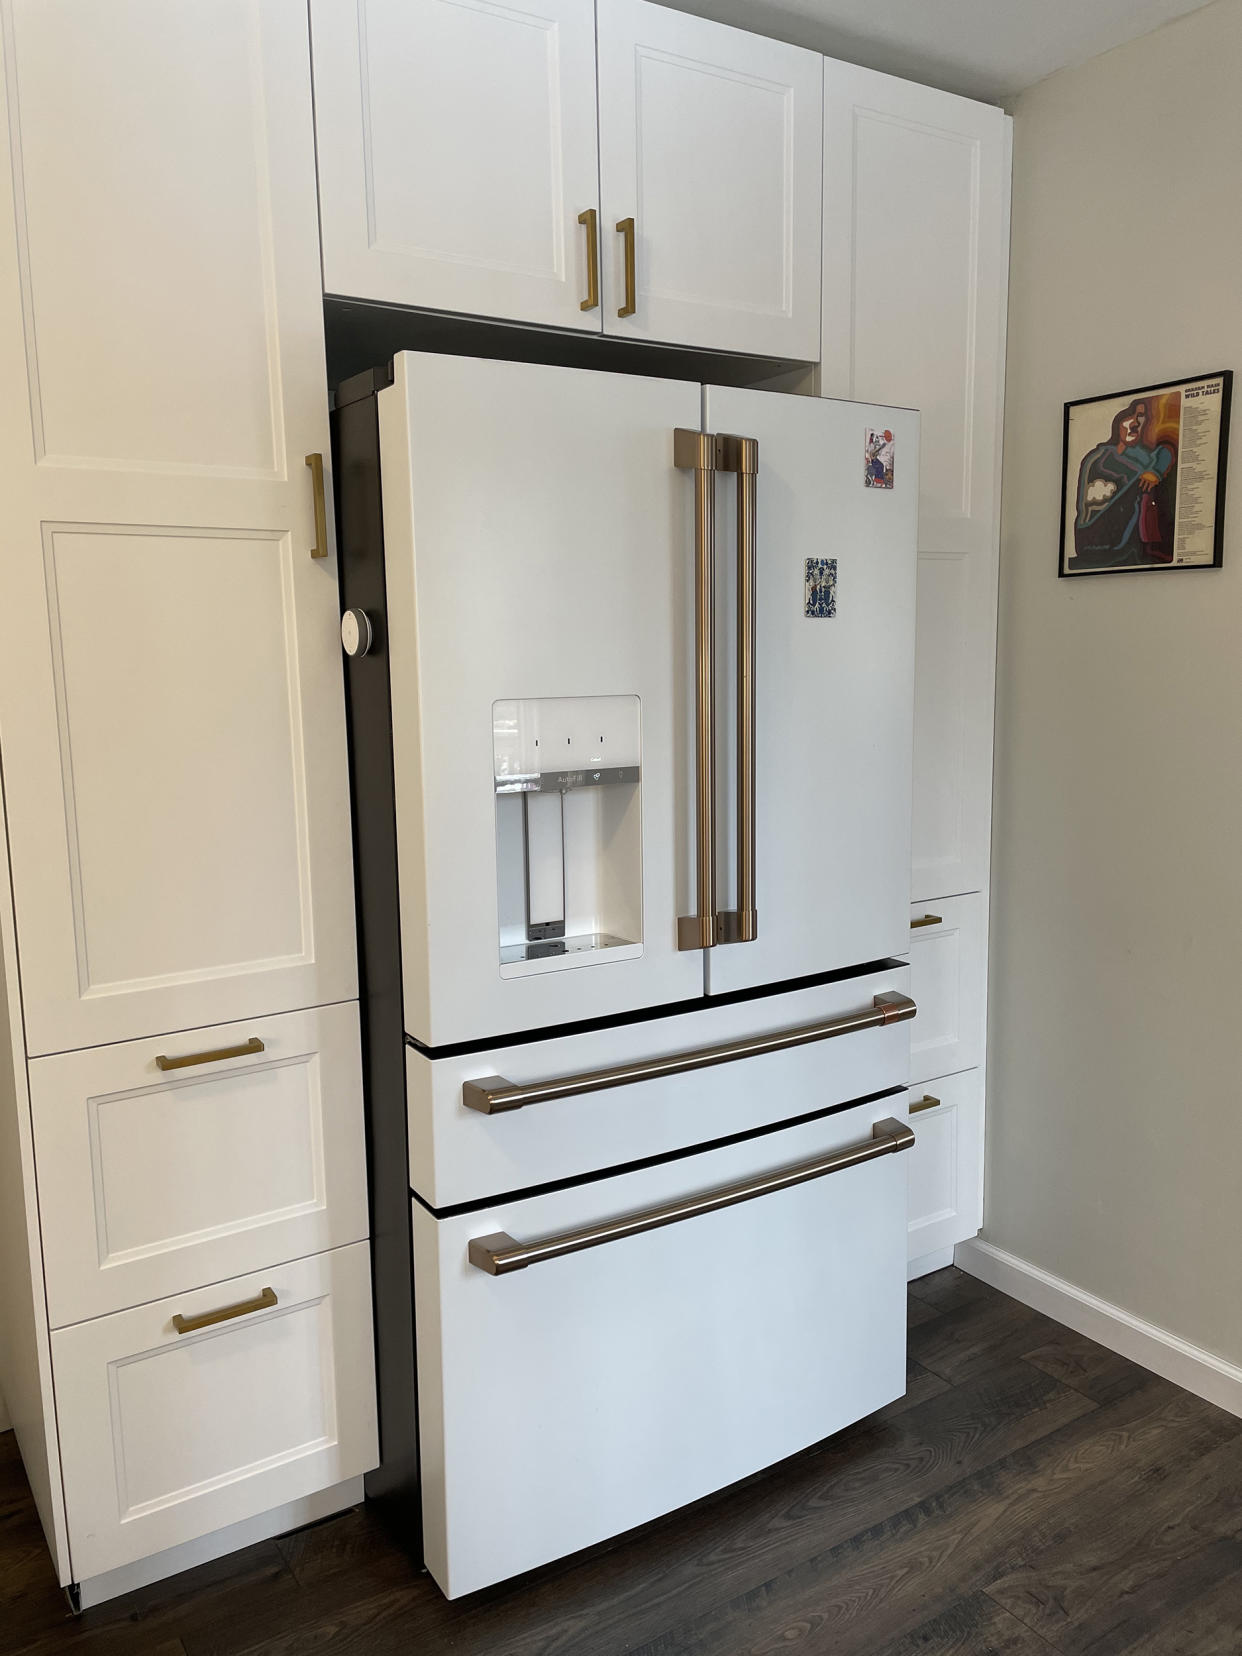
[1059,371,1232,577]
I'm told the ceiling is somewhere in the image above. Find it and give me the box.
[657,0,1220,102]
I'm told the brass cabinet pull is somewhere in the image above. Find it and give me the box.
[616,216,636,316]
[462,991,916,1114]
[717,435,760,946]
[578,207,599,311]
[673,429,718,952]
[305,452,329,559]
[468,1117,916,1275]
[155,1036,265,1072]
[909,1094,941,1114]
[911,913,943,929]
[172,1286,277,1335]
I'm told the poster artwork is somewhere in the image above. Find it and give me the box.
[1060,373,1232,576]
[864,427,895,490]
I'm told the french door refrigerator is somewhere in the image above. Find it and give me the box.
[335,351,920,1599]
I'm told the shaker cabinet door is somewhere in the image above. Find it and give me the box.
[311,0,602,331]
[822,62,1010,901]
[597,0,822,359]
[0,0,357,1055]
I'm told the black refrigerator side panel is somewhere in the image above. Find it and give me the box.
[332,373,421,1541]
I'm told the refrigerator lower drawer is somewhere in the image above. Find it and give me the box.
[407,964,912,1207]
[412,1100,911,1598]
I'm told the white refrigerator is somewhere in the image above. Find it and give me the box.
[336,350,920,1598]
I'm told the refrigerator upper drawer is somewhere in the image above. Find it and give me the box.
[414,1099,910,1597]
[407,964,911,1207]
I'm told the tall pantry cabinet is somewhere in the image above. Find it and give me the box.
[821,63,1011,1273]
[0,0,376,1604]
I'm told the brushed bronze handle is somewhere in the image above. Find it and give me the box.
[172,1286,277,1335]
[468,1117,916,1275]
[306,452,329,559]
[717,435,760,946]
[616,216,636,317]
[578,207,599,311]
[155,1036,265,1072]
[674,429,718,952]
[909,1094,941,1114]
[463,991,916,1114]
[911,913,943,929]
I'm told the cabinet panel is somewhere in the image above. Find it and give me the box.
[908,894,985,1085]
[53,1244,378,1582]
[822,62,1009,900]
[598,0,821,358]
[311,0,601,330]
[905,1067,982,1261]
[415,1102,907,1596]
[32,1004,367,1327]
[0,1,358,1054]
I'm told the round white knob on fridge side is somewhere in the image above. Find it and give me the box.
[341,608,373,658]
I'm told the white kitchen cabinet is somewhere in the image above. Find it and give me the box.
[908,896,986,1086]
[53,1244,378,1582]
[822,62,1009,903]
[0,0,357,1056]
[311,0,603,330]
[414,1102,909,1597]
[904,1068,982,1260]
[32,1004,369,1328]
[597,0,822,358]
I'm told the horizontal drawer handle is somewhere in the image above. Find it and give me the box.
[469,1117,916,1276]
[155,1036,265,1071]
[910,914,943,929]
[462,992,915,1115]
[171,1285,277,1335]
[909,1094,941,1114]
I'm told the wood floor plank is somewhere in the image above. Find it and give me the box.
[907,1267,1004,1316]
[1018,1325,1151,1406]
[985,1425,1242,1652]
[910,1292,1064,1387]
[622,1378,1237,1656]
[1091,1535,1242,1656]
[880,1590,1067,1655]
[875,1356,952,1419]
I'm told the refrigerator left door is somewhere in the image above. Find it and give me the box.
[379,352,706,1048]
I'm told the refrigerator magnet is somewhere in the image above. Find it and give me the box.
[805,557,837,618]
[865,427,895,489]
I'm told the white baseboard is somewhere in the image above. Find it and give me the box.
[907,1246,954,1281]
[73,1476,365,1609]
[956,1239,1242,1420]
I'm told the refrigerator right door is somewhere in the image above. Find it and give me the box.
[704,386,918,996]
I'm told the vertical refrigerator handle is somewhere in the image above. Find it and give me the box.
[674,429,718,951]
[718,435,760,945]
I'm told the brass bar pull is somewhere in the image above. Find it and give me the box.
[172,1286,278,1335]
[305,452,329,559]
[616,216,636,317]
[155,1036,265,1072]
[909,1094,941,1114]
[578,208,599,311]
[717,435,760,946]
[674,428,718,952]
[911,914,943,929]
[469,1117,916,1275]
[462,991,915,1114]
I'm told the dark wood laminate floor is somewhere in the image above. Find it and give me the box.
[4,1268,1241,1656]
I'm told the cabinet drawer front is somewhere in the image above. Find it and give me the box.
[415,1104,909,1597]
[908,894,985,1084]
[33,1005,368,1327]
[409,966,912,1207]
[905,1067,982,1260]
[53,1243,378,1582]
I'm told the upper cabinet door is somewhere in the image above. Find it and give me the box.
[597,0,822,360]
[821,63,1010,902]
[311,0,602,331]
[0,1,357,1056]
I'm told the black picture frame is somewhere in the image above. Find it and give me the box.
[1058,370,1232,578]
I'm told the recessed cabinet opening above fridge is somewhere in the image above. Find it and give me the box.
[367,350,917,1049]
